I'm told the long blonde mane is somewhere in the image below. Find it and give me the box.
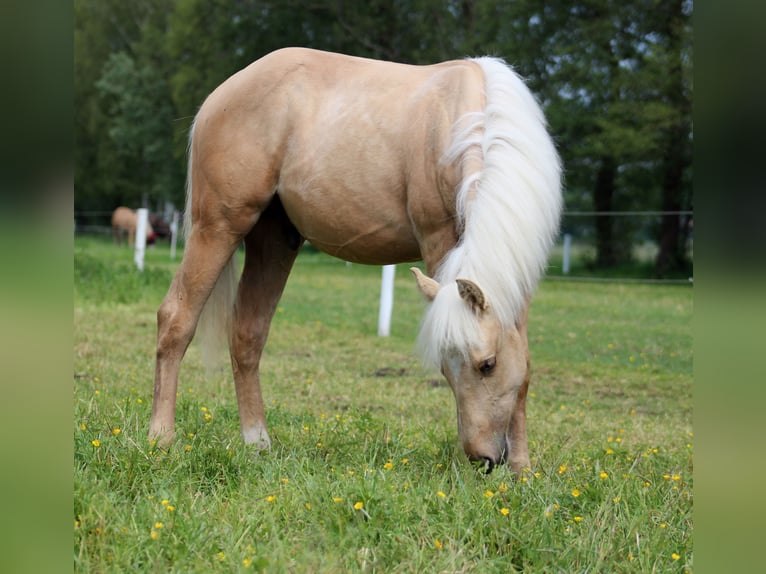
[418,57,562,368]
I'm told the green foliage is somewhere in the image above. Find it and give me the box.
[74,238,692,572]
[74,1,692,270]
[96,52,180,204]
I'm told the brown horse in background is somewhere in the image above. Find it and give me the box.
[149,48,562,474]
[111,207,156,247]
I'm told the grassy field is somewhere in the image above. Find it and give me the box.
[74,236,693,573]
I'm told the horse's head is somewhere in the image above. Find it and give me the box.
[412,268,529,473]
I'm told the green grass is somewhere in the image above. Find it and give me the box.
[74,236,693,572]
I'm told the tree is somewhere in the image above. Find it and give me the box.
[75,0,181,212]
[96,51,179,206]
[652,0,693,275]
[479,0,692,273]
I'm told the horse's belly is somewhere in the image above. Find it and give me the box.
[278,189,421,265]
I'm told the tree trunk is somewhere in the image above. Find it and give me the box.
[654,0,691,276]
[655,123,686,276]
[594,156,618,268]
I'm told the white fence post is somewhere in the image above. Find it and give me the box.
[169,210,179,260]
[562,233,572,275]
[378,264,396,337]
[134,208,149,271]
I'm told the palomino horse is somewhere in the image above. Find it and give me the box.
[150,48,561,474]
[111,206,156,247]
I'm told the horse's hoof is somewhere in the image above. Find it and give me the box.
[242,426,271,450]
[149,429,175,449]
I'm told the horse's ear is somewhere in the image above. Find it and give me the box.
[410,267,440,301]
[456,278,488,313]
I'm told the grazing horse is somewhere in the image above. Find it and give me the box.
[111,206,156,247]
[150,48,561,474]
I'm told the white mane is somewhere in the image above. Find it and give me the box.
[418,57,562,368]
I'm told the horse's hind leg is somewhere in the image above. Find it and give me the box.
[230,198,303,449]
[149,221,246,445]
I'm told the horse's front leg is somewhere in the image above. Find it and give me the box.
[508,363,531,475]
[231,201,303,449]
[508,305,532,475]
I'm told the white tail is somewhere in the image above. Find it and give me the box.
[183,120,239,366]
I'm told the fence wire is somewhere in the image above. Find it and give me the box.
[75,210,693,285]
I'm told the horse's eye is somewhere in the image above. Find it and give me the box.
[478,357,496,375]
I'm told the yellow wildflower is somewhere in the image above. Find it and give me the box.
[573,516,583,523]
[437,491,446,498]
[672,553,680,561]
[332,497,342,503]
[150,530,159,540]
[91,440,100,447]
[383,461,394,470]
[154,522,164,529]
[112,428,121,436]
[434,539,443,550]
[599,471,609,479]
[558,465,567,474]
[266,495,275,503]
[354,501,364,510]
[483,490,494,498]
[500,508,510,516]
[571,489,581,497]
[80,423,87,431]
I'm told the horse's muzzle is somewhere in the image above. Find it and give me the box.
[468,437,509,474]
